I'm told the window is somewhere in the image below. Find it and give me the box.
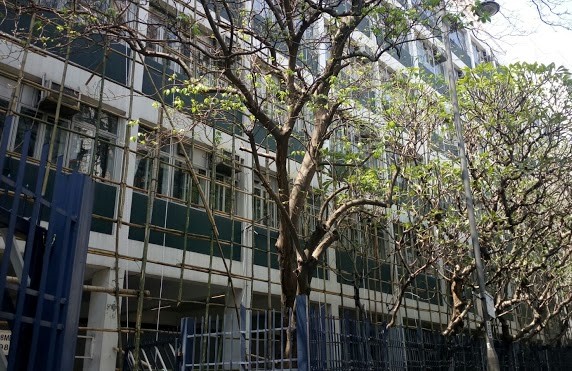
[133,125,169,193]
[301,24,320,73]
[131,127,242,214]
[416,41,445,76]
[449,30,467,50]
[172,142,209,205]
[357,16,371,37]
[146,9,187,74]
[0,99,8,141]
[293,189,322,237]
[172,159,191,201]
[133,130,170,194]
[13,108,40,158]
[214,172,233,213]
[37,0,69,9]
[212,151,240,213]
[133,152,170,194]
[374,224,389,261]
[43,117,70,162]
[253,178,278,228]
[11,104,120,179]
[190,168,208,206]
[67,105,118,178]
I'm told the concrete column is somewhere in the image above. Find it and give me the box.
[222,289,244,369]
[83,267,125,371]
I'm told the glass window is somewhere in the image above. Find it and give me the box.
[449,30,466,49]
[0,99,8,141]
[214,172,232,213]
[92,135,115,179]
[172,142,209,205]
[44,117,70,162]
[146,8,185,73]
[67,125,95,174]
[133,124,171,193]
[173,159,191,201]
[173,160,209,206]
[14,108,41,157]
[472,44,482,64]
[69,105,118,179]
[134,152,169,194]
[37,0,68,9]
[75,105,118,135]
[375,225,389,260]
[253,179,278,228]
[190,168,207,206]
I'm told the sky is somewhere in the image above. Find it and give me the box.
[483,1,572,69]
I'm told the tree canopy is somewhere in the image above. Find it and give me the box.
[375,62,572,341]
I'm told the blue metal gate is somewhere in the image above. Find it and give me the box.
[0,117,94,370]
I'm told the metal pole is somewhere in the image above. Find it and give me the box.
[440,6,500,371]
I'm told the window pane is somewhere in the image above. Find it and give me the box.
[68,126,94,173]
[253,186,263,222]
[94,137,115,179]
[190,169,207,206]
[215,174,230,212]
[0,99,8,141]
[253,180,278,228]
[134,153,169,194]
[134,154,150,190]
[14,110,40,157]
[76,105,118,135]
[173,161,190,200]
[44,119,70,162]
[157,157,169,194]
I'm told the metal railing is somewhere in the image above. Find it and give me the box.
[125,303,572,370]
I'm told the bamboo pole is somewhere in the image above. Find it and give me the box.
[4,276,150,296]
[41,24,74,195]
[113,1,141,366]
[132,69,165,366]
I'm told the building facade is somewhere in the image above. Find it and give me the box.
[0,1,560,370]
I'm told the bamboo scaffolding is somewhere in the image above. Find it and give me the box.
[0,1,469,368]
[4,276,150,297]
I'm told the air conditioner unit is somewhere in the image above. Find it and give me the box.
[480,50,493,62]
[213,150,241,176]
[38,76,81,117]
[433,46,447,64]
[359,126,374,139]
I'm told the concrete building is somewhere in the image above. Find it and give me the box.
[0,1,557,370]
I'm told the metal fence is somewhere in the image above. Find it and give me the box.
[0,122,94,370]
[309,313,572,371]
[123,335,179,371]
[125,297,572,370]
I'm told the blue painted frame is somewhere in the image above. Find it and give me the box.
[0,116,94,370]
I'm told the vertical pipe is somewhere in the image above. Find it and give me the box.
[41,26,74,195]
[114,1,142,367]
[90,38,109,176]
[440,4,500,370]
[133,106,163,367]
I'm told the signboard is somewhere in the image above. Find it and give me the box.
[484,291,496,319]
[0,330,10,355]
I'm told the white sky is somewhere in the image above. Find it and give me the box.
[483,1,572,69]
